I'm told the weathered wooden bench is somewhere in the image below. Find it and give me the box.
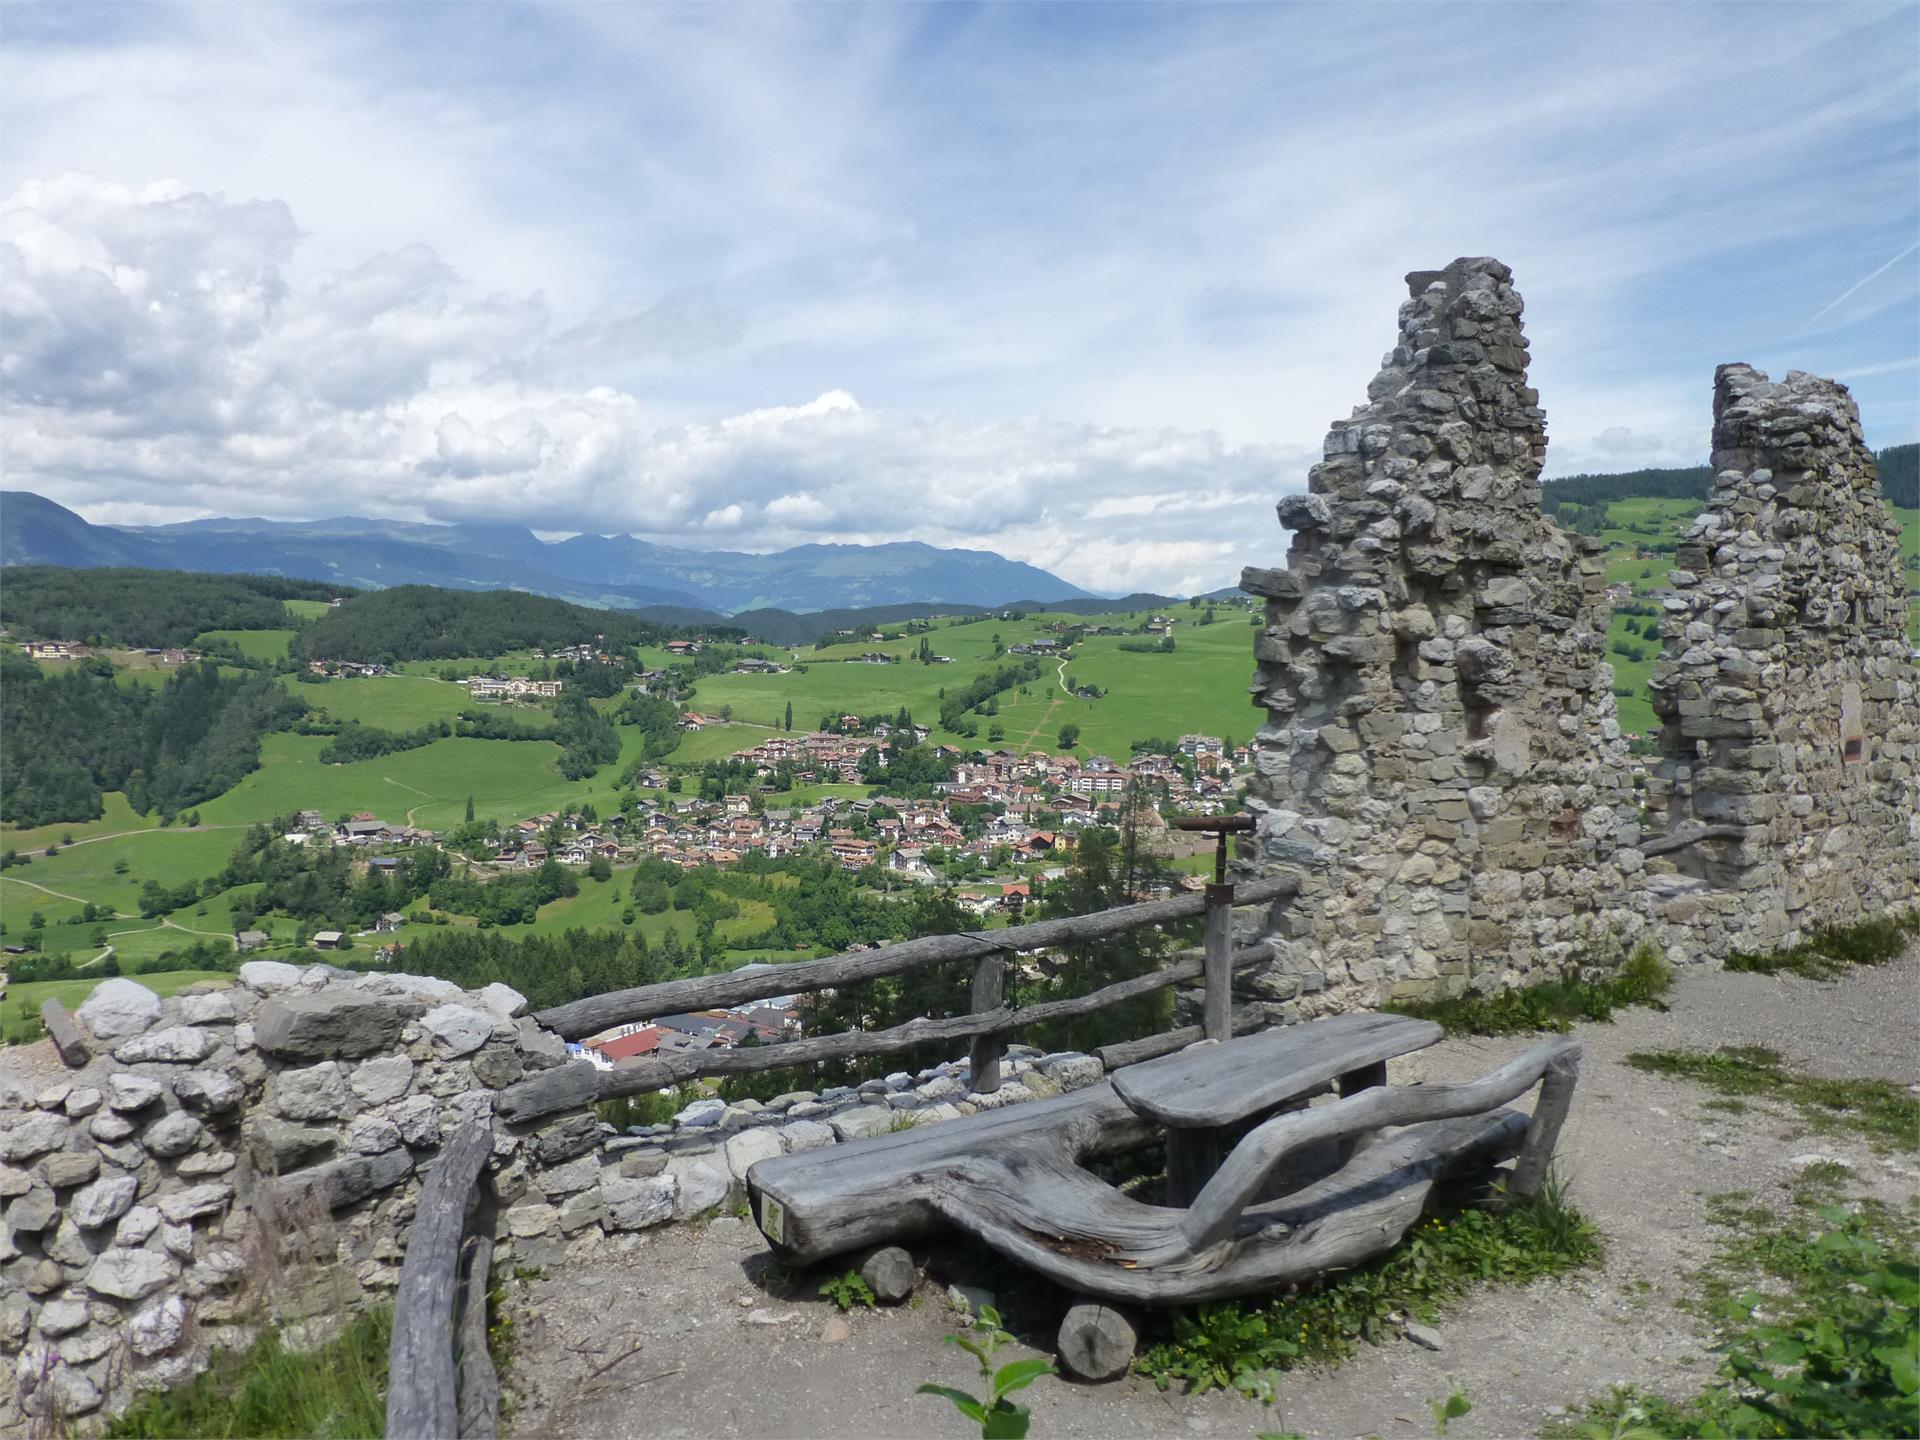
[747,1016,1580,1376]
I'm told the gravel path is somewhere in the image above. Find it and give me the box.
[505,948,1920,1440]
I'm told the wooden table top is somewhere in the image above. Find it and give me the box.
[1109,1011,1443,1130]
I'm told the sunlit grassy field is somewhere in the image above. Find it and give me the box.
[276,673,478,728]
[197,628,297,662]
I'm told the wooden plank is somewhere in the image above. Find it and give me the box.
[747,1082,1156,1266]
[926,1107,1527,1305]
[495,940,1275,1123]
[1165,1127,1223,1208]
[968,951,1006,1094]
[1095,1009,1267,1069]
[1510,1047,1580,1198]
[39,1000,90,1068]
[1177,1037,1579,1254]
[535,874,1297,1038]
[386,1115,492,1440]
[456,1233,500,1440]
[1111,1012,1442,1130]
[1201,885,1233,1042]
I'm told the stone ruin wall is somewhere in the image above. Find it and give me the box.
[1,963,1106,1429]
[1648,363,1920,944]
[1236,256,1920,1009]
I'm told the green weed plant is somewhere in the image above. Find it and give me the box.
[1138,1180,1601,1396]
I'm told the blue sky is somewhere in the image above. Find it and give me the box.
[2,1,1915,593]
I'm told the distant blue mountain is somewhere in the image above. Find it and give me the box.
[0,492,1093,614]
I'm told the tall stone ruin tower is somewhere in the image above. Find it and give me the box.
[1238,257,1638,1006]
[1649,364,1920,940]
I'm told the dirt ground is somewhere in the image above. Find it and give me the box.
[504,948,1920,1440]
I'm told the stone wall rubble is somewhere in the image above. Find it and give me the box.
[1,965,1106,1428]
[1237,258,1920,1004]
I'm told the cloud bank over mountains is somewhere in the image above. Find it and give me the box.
[2,4,1914,594]
[1,174,1289,596]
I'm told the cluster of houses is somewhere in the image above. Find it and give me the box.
[491,814,632,869]
[305,659,392,679]
[18,640,200,666]
[594,729,1244,876]
[282,811,441,849]
[573,998,802,1069]
[467,675,564,700]
[531,638,617,663]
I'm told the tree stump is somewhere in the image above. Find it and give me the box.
[1056,1299,1139,1382]
[857,1245,917,1304]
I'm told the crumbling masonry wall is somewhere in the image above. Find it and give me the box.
[1,964,1105,1429]
[1647,364,1920,945]
[1238,257,1641,1007]
[1237,259,1920,1007]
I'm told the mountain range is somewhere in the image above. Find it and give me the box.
[0,492,1092,615]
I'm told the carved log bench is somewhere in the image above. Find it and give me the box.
[746,1021,1580,1377]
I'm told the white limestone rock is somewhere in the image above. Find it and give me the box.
[75,978,163,1041]
[420,1005,492,1058]
[86,1247,180,1301]
[128,1294,187,1357]
[69,1174,138,1231]
[475,983,527,1018]
[237,960,305,995]
[115,1025,216,1065]
[723,1128,785,1180]
[106,1074,164,1112]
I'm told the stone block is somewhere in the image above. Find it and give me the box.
[254,992,416,1059]
[75,978,163,1041]
[723,1128,784,1180]
[271,1062,353,1122]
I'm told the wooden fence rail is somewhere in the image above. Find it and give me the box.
[386,1116,495,1440]
[498,875,1298,1126]
[533,873,1297,1039]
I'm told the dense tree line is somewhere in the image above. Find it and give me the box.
[0,655,307,825]
[0,567,341,648]
[1878,442,1917,505]
[343,926,703,1012]
[552,692,620,779]
[938,656,1047,735]
[316,720,448,764]
[296,585,666,663]
[1539,467,1712,517]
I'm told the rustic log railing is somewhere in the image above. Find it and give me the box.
[386,1116,497,1440]
[498,872,1298,1125]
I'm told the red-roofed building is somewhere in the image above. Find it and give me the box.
[589,1026,664,1064]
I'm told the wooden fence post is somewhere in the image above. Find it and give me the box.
[1511,1049,1580,1199]
[1202,883,1233,1042]
[968,950,1007,1094]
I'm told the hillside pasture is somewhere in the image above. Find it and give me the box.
[197,628,297,662]
[284,599,333,620]
[281,673,477,728]
[190,734,591,833]
[2,792,160,853]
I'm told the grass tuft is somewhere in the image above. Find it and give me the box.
[1137,1176,1601,1395]
[1388,943,1672,1038]
[1625,1046,1919,1152]
[104,1307,390,1439]
[1553,1196,1919,1440]
[1725,911,1920,980]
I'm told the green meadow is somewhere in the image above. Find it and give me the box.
[198,628,297,662]
[284,599,333,620]
[280,673,476,728]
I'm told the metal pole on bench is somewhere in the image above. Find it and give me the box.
[968,949,1007,1094]
[1173,814,1257,1043]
